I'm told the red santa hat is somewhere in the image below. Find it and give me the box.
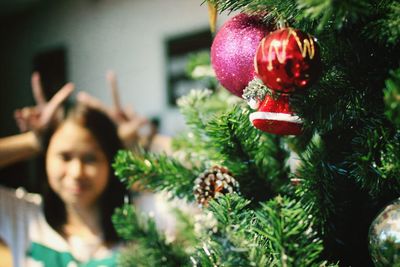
[249,93,303,135]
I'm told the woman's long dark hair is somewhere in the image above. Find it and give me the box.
[42,104,128,244]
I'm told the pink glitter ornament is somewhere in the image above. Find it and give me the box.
[211,13,272,97]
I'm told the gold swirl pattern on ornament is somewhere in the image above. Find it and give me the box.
[264,28,315,71]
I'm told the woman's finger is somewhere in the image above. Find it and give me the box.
[124,106,136,119]
[14,109,27,132]
[31,72,47,106]
[76,91,113,116]
[106,70,122,113]
[41,83,74,126]
[14,107,38,132]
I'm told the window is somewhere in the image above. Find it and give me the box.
[165,29,213,106]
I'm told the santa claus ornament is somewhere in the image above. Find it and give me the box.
[249,93,303,135]
[254,27,321,93]
[211,13,272,97]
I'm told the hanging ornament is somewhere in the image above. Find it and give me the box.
[193,165,239,207]
[254,27,321,93]
[211,13,273,97]
[369,197,400,266]
[249,93,303,135]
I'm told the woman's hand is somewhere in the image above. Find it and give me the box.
[77,71,150,149]
[0,73,74,167]
[14,72,74,135]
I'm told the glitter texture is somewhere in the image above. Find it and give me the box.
[211,13,272,97]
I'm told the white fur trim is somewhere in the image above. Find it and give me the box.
[250,111,303,123]
[247,99,260,109]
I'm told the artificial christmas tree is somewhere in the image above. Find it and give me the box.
[112,0,400,266]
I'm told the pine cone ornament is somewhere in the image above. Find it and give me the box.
[193,166,239,207]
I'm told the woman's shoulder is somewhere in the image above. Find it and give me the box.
[0,185,42,207]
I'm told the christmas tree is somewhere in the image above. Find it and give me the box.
[111,0,400,266]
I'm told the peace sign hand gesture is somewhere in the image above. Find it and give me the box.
[77,71,150,149]
[14,72,74,135]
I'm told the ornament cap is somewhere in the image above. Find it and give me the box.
[277,19,288,29]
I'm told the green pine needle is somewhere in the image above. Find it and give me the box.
[112,204,190,267]
[384,68,400,127]
[295,138,337,235]
[113,150,203,201]
[297,0,371,31]
[347,122,400,197]
[364,1,400,46]
[254,195,329,266]
[206,104,291,201]
[193,193,271,266]
[185,51,214,79]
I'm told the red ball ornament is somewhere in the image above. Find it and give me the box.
[249,93,303,135]
[255,27,321,93]
[211,13,272,97]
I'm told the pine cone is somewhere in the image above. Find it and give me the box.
[193,165,239,207]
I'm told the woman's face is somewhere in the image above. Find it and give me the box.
[46,121,110,209]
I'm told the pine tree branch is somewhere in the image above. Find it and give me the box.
[177,89,215,140]
[185,51,214,79]
[346,120,400,197]
[208,0,300,24]
[297,0,372,31]
[295,138,337,235]
[193,193,272,266]
[175,89,241,157]
[206,104,290,202]
[384,68,400,127]
[113,150,204,201]
[112,204,190,267]
[254,195,332,266]
[291,67,361,134]
[364,1,400,46]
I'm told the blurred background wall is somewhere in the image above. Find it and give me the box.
[0,0,230,137]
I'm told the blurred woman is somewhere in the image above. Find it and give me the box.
[0,80,127,266]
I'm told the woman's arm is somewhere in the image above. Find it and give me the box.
[1,73,74,169]
[0,132,41,168]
